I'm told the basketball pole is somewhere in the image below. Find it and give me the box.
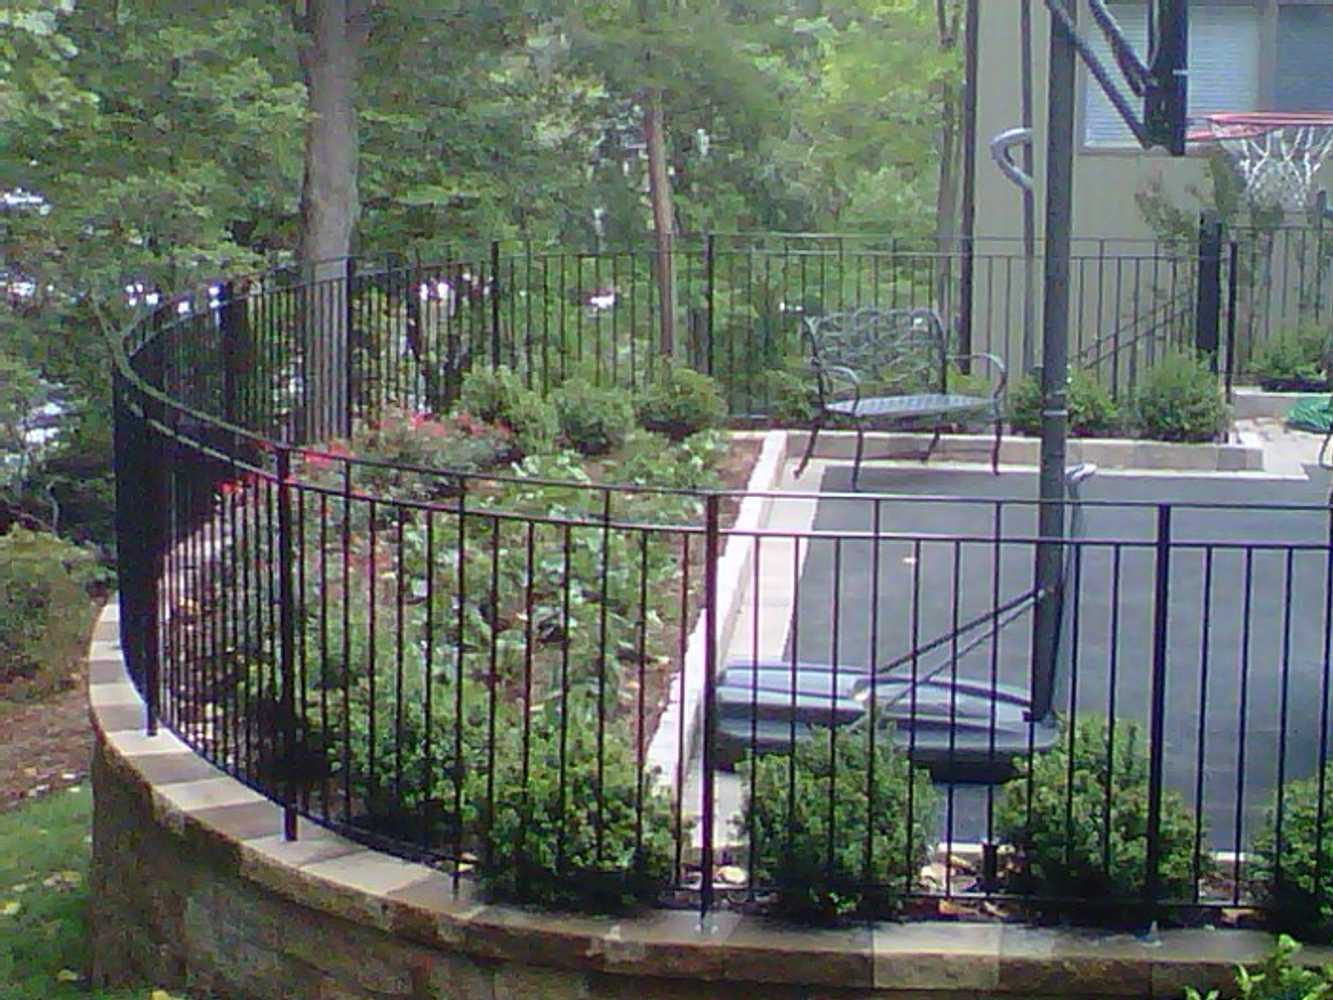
[1030,0,1076,723]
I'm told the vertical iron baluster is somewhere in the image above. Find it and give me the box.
[1232,550,1256,903]
[277,446,298,840]
[700,494,720,922]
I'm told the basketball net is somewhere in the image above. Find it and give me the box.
[1194,113,1333,213]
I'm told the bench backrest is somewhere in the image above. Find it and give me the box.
[803,307,948,400]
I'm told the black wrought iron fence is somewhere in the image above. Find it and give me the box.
[110,249,1333,928]
[1224,221,1333,380]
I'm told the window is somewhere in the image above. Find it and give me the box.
[1083,1,1333,149]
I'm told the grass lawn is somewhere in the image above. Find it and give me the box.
[0,787,174,1000]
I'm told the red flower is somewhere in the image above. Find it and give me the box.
[303,441,351,470]
[215,471,260,499]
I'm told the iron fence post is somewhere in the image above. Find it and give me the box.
[344,257,357,438]
[1145,504,1172,909]
[700,493,720,923]
[143,354,167,737]
[706,234,716,378]
[1225,241,1240,403]
[1195,211,1222,370]
[491,240,502,368]
[277,445,298,841]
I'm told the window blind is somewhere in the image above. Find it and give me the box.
[1276,6,1333,112]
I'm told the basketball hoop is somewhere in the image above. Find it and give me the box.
[1188,112,1333,213]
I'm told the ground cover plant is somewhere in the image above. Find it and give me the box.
[740,725,936,922]
[995,715,1211,915]
[186,368,741,910]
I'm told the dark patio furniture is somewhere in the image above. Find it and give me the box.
[794,307,1007,488]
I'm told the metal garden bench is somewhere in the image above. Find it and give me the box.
[793,307,1007,488]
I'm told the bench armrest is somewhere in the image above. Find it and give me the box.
[811,361,861,409]
[948,352,1008,397]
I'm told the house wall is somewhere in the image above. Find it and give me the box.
[970,1,1333,382]
[975,1,1214,245]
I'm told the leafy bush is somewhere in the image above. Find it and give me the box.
[551,378,635,456]
[459,365,557,457]
[945,363,995,401]
[765,361,820,426]
[306,408,513,501]
[1132,351,1228,443]
[634,364,727,441]
[996,715,1210,909]
[741,725,936,922]
[1186,935,1333,1000]
[1252,761,1333,942]
[476,696,677,912]
[0,527,98,697]
[1251,326,1332,392]
[1008,370,1121,437]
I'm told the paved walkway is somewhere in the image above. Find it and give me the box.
[703,421,1333,853]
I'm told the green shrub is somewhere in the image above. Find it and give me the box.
[996,715,1210,908]
[945,363,995,402]
[634,364,727,441]
[1253,761,1333,942]
[459,365,557,457]
[551,378,635,456]
[1185,935,1333,1000]
[740,725,936,922]
[1251,325,1332,392]
[1008,370,1120,437]
[1132,351,1228,443]
[309,407,514,501]
[476,696,677,912]
[765,361,820,426]
[0,527,98,698]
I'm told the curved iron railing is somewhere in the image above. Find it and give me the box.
[111,240,1333,925]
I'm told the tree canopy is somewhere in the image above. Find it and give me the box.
[0,0,963,543]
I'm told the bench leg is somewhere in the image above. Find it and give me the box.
[991,417,1002,475]
[796,418,822,478]
[851,425,866,490]
[922,426,943,464]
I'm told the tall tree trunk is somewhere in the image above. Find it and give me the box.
[298,0,366,442]
[643,90,677,358]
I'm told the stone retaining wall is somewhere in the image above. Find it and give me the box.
[90,595,1313,1000]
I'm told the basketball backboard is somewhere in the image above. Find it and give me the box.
[1047,0,1188,156]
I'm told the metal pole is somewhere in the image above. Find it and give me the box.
[1020,0,1038,373]
[958,0,980,359]
[1031,0,1076,722]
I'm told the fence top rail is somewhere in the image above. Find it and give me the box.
[715,486,1333,517]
